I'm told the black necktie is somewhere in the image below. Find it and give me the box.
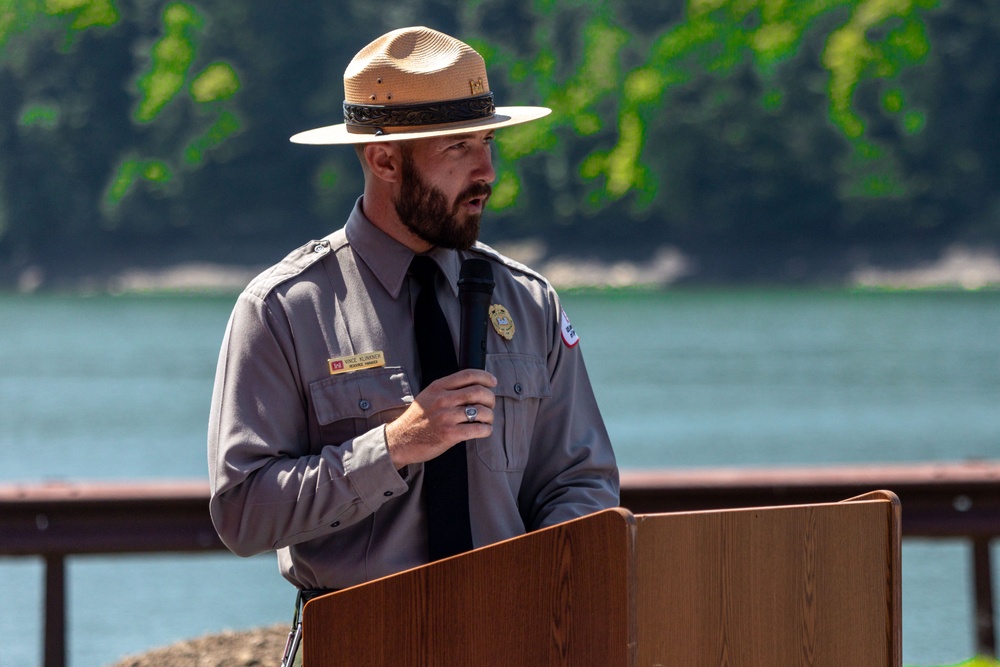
[409,255,474,561]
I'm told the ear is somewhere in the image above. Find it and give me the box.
[364,143,403,184]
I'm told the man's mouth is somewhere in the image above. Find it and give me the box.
[460,185,492,213]
[466,195,488,211]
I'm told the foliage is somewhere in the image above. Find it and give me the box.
[467,0,999,255]
[0,0,998,282]
[945,659,1000,667]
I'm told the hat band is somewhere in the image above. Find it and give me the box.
[344,93,495,134]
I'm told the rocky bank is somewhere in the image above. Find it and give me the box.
[107,625,289,667]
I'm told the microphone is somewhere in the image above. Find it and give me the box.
[457,258,495,370]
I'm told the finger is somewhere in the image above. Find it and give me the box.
[417,385,495,418]
[432,369,497,391]
[454,385,496,409]
[459,422,493,440]
[460,404,480,424]
[438,385,494,415]
[459,405,494,426]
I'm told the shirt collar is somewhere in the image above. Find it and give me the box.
[345,197,461,298]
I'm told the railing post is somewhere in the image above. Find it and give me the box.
[973,538,996,658]
[43,553,66,667]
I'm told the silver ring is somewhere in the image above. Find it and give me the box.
[464,405,479,423]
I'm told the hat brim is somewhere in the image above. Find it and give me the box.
[289,106,552,145]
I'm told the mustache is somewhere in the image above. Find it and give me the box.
[458,182,492,202]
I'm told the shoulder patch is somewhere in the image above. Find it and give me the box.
[560,308,579,347]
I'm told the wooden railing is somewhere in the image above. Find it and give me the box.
[1,460,998,667]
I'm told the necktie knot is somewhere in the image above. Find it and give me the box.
[409,255,439,288]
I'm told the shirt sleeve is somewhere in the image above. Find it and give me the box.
[207,290,408,557]
[516,290,620,530]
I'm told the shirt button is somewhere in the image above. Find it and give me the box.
[383,491,393,497]
[514,383,523,394]
[331,521,340,528]
[313,243,328,254]
[359,399,371,410]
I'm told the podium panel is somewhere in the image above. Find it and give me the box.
[303,492,900,666]
[303,508,636,666]
[636,492,901,666]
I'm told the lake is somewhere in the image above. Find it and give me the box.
[1,288,998,666]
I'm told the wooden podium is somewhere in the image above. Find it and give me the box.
[303,491,901,666]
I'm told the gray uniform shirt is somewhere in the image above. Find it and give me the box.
[208,199,619,590]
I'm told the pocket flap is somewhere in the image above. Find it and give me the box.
[488,354,552,400]
[309,367,413,425]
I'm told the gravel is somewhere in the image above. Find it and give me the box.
[106,625,290,667]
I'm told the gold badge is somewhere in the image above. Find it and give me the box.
[328,351,385,375]
[489,304,515,340]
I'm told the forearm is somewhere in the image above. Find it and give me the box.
[210,425,408,556]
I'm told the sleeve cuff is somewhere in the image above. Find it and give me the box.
[341,424,410,512]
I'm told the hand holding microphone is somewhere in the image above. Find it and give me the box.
[386,258,497,467]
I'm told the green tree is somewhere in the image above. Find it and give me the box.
[1,0,998,285]
[463,0,961,256]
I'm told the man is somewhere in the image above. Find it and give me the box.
[207,26,619,597]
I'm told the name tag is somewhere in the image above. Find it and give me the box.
[328,351,385,375]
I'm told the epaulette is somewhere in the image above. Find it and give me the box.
[245,230,347,300]
[469,241,550,286]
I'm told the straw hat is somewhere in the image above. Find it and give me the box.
[290,26,551,145]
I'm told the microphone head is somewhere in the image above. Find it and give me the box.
[458,258,495,294]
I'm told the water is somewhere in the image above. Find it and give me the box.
[1,289,998,666]
[572,289,1000,468]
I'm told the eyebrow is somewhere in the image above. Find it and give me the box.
[441,130,495,142]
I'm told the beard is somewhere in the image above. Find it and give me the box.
[394,152,491,250]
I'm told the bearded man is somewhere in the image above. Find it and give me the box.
[207,26,619,602]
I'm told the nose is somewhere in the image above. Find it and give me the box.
[474,141,495,184]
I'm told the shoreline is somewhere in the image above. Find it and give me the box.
[6,242,1000,294]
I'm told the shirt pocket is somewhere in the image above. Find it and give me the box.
[308,367,414,452]
[477,353,552,472]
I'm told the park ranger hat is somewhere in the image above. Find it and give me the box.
[289,26,551,145]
